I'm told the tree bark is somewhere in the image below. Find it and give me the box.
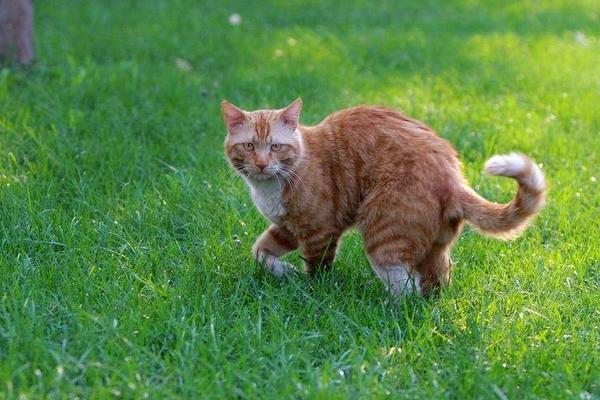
[0,0,34,65]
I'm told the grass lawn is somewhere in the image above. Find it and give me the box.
[1,0,600,398]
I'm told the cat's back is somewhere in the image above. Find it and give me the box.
[288,105,463,228]
[297,105,462,202]
[323,105,430,134]
[304,105,456,159]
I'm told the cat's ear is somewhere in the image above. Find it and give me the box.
[221,100,247,132]
[279,98,302,129]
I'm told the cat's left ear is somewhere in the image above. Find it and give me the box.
[279,98,302,129]
[221,100,247,132]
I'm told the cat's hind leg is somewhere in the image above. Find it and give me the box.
[358,193,439,295]
[419,220,462,294]
[371,264,422,294]
[418,244,451,295]
[252,224,298,278]
[361,221,432,295]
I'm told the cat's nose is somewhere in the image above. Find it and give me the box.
[256,162,268,171]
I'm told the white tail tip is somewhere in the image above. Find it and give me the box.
[484,153,527,177]
[484,153,545,192]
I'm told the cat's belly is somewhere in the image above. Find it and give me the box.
[248,178,286,224]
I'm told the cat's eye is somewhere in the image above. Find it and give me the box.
[270,144,283,152]
[242,143,254,151]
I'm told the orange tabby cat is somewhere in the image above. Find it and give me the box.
[222,99,546,295]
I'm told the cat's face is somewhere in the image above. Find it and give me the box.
[222,99,304,181]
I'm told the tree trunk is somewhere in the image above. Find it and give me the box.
[0,0,34,65]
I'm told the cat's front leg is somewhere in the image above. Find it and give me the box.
[252,224,298,278]
[298,232,341,275]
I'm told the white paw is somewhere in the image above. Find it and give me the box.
[372,265,421,295]
[255,251,297,278]
[268,259,296,278]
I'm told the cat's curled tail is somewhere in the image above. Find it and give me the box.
[459,153,546,239]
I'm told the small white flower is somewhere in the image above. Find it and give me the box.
[274,49,283,57]
[575,31,588,46]
[380,346,401,357]
[287,37,297,46]
[228,13,242,26]
[174,58,192,71]
[580,391,592,400]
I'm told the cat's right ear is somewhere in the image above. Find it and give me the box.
[279,98,302,130]
[221,100,247,132]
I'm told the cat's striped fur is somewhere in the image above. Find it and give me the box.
[222,99,546,295]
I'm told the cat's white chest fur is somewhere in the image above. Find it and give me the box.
[247,178,286,224]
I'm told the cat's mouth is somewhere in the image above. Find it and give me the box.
[250,172,275,180]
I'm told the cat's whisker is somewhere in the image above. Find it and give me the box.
[225,168,241,183]
[283,174,296,192]
[225,168,241,182]
[226,164,252,185]
[276,168,296,191]
[279,168,303,192]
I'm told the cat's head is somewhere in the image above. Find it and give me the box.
[222,99,304,181]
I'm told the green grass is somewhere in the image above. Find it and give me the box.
[1,0,599,398]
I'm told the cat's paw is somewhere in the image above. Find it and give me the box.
[267,259,298,278]
[254,251,298,278]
